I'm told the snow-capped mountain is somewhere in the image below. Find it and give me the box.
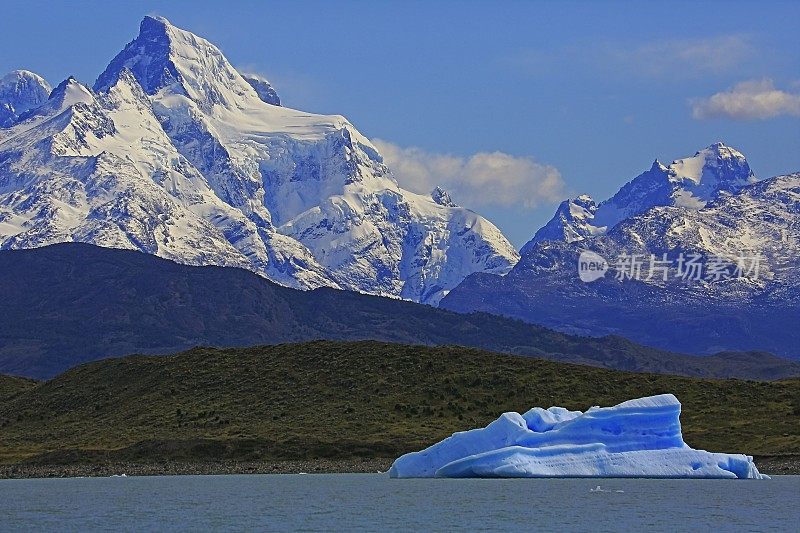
[0,70,52,127]
[442,146,800,358]
[521,143,755,253]
[0,16,518,304]
[521,194,600,251]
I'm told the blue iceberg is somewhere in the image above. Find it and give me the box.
[389,394,767,479]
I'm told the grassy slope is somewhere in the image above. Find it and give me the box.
[0,341,798,464]
[0,374,37,402]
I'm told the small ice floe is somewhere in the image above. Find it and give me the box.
[590,486,624,493]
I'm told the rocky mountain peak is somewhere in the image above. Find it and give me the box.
[572,194,597,210]
[668,142,753,190]
[522,143,761,252]
[431,186,457,207]
[241,73,281,106]
[649,159,667,172]
[95,16,261,111]
[0,70,52,126]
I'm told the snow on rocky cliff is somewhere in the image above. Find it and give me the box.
[0,70,52,127]
[441,142,800,357]
[0,16,518,304]
[522,143,756,252]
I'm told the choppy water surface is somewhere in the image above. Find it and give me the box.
[2,474,798,532]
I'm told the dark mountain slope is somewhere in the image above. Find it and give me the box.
[1,243,798,380]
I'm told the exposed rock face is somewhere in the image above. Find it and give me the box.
[241,73,281,106]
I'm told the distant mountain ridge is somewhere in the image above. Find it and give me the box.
[521,143,755,252]
[2,243,798,380]
[0,16,518,305]
[442,145,799,358]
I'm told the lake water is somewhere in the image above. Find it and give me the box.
[1,474,798,532]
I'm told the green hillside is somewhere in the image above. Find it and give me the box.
[0,374,36,402]
[1,341,798,466]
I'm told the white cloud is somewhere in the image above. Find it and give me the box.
[691,79,800,120]
[373,139,564,209]
[508,35,756,80]
[615,35,754,77]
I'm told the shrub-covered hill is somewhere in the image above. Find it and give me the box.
[1,341,797,465]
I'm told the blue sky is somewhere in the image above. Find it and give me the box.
[2,0,798,247]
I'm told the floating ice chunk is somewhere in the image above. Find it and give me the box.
[389,394,768,479]
[590,486,624,493]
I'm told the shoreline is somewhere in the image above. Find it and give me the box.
[1,456,797,479]
[0,458,395,479]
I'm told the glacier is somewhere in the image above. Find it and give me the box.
[0,16,518,305]
[389,395,767,479]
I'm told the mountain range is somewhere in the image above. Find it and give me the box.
[442,144,799,358]
[2,243,798,380]
[0,16,517,306]
[1,15,797,364]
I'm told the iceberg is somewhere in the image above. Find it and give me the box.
[389,394,767,479]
